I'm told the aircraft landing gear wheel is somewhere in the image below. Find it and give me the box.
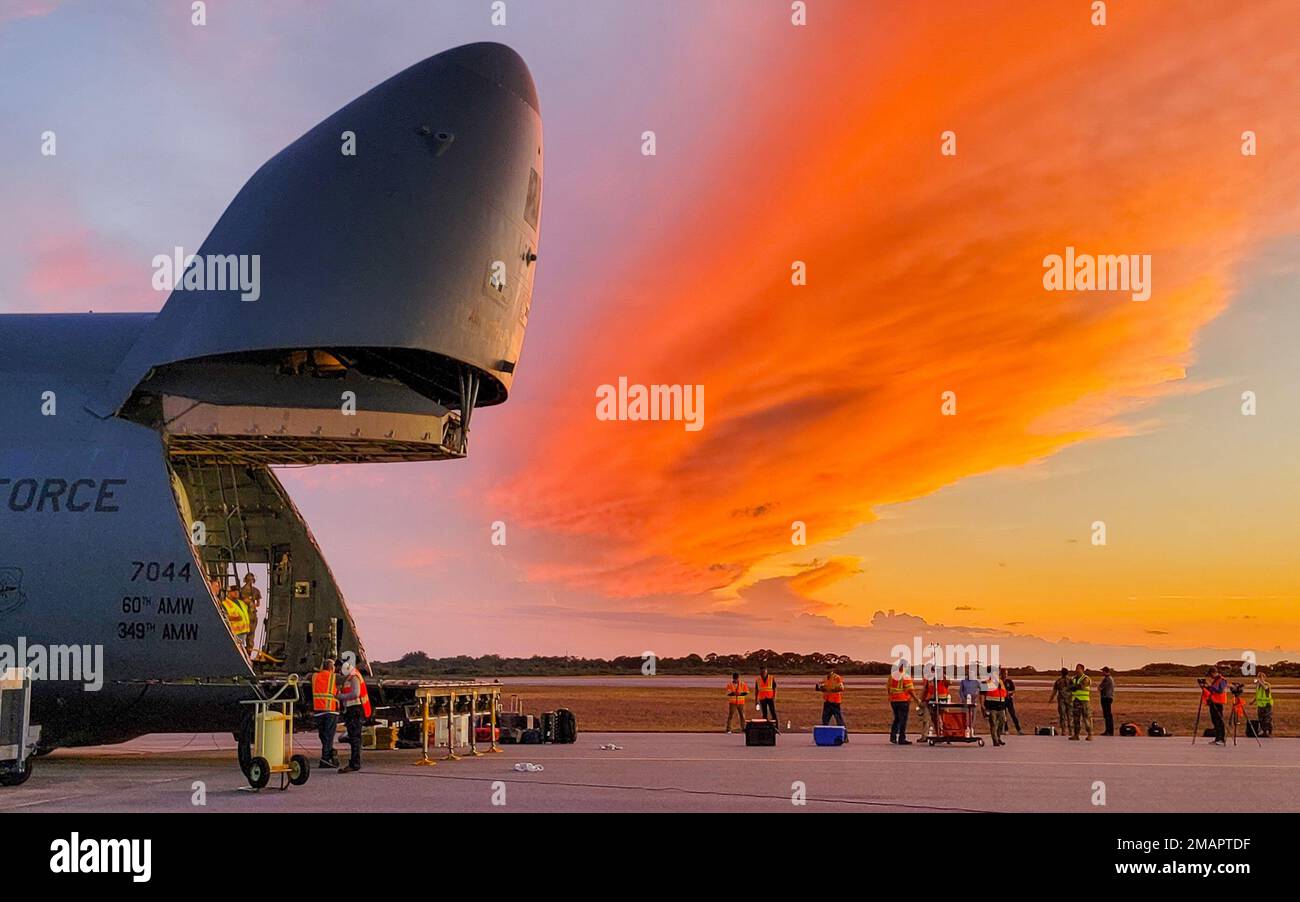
[0,763,32,786]
[247,757,270,790]
[977,739,985,747]
[288,754,310,786]
[927,738,935,746]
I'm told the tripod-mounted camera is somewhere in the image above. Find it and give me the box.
[1227,683,1261,747]
[1192,676,1261,747]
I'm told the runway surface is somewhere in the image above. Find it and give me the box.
[4,732,1296,813]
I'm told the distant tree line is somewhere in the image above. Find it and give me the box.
[371,650,1300,678]
[372,650,888,677]
[1131,660,1300,677]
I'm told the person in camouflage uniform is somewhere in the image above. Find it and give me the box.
[1048,667,1071,734]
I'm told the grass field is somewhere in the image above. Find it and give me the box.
[497,677,1295,737]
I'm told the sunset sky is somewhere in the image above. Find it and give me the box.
[3,1,1299,668]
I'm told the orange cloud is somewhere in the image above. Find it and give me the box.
[498,2,1300,601]
[786,557,863,600]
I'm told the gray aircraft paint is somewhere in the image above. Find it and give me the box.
[0,43,542,749]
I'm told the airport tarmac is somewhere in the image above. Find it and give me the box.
[4,732,1297,813]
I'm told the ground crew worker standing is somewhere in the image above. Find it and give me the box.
[958,669,981,707]
[922,674,951,704]
[240,572,262,654]
[223,587,250,648]
[817,664,847,736]
[1002,668,1024,736]
[922,672,951,737]
[1068,663,1093,741]
[1254,669,1274,738]
[887,661,920,745]
[755,667,778,728]
[1202,668,1228,745]
[959,668,982,737]
[981,668,1009,746]
[335,658,371,772]
[1099,667,1116,735]
[312,658,341,768]
[725,672,749,733]
[1048,668,1071,735]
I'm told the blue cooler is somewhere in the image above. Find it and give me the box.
[813,725,847,746]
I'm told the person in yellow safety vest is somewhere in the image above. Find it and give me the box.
[312,658,341,769]
[817,664,847,738]
[222,588,250,643]
[755,668,778,730]
[1253,669,1274,738]
[888,661,921,745]
[725,672,749,733]
[982,668,1010,747]
[335,658,371,773]
[1068,663,1093,741]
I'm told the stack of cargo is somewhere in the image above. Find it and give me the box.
[496,712,536,744]
[362,722,400,750]
[495,709,577,744]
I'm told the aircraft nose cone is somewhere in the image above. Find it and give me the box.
[437,41,538,113]
[97,41,543,416]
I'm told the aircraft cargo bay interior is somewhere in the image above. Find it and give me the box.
[169,458,363,678]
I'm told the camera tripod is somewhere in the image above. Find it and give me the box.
[1229,695,1263,748]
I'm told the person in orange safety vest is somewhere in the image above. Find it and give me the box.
[983,668,1011,746]
[817,664,847,737]
[888,662,921,745]
[336,657,371,772]
[1202,667,1229,746]
[725,672,750,733]
[923,676,951,704]
[755,667,778,730]
[922,674,951,738]
[312,658,341,769]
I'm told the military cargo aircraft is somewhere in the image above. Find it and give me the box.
[0,42,542,778]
